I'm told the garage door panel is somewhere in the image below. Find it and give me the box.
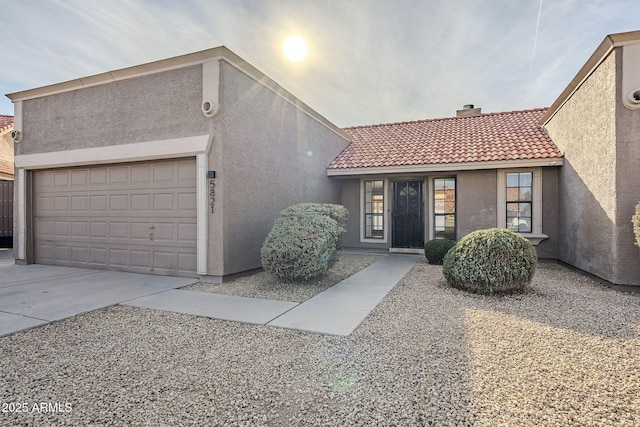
[71,246,87,263]
[71,195,88,211]
[53,171,69,187]
[71,221,88,237]
[153,193,175,211]
[54,196,69,211]
[178,253,197,272]
[34,159,198,277]
[54,221,70,237]
[71,170,88,186]
[178,223,197,242]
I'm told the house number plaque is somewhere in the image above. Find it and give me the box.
[209,179,216,213]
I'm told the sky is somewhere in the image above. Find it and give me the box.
[1,0,639,128]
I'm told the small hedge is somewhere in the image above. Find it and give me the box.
[633,202,640,247]
[261,203,348,281]
[443,228,537,294]
[424,239,456,265]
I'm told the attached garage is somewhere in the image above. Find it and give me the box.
[8,46,350,281]
[33,158,198,277]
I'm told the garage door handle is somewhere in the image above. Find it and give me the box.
[149,225,155,241]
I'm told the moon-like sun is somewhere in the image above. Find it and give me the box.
[282,35,307,62]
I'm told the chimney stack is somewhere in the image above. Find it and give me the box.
[456,104,482,117]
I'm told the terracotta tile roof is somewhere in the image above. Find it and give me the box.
[0,115,13,134]
[328,108,562,170]
[0,159,13,176]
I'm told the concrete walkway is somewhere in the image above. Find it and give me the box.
[125,254,421,336]
[0,261,198,337]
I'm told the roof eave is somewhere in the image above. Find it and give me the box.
[541,30,640,126]
[327,157,564,176]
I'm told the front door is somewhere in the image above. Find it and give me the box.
[392,180,424,248]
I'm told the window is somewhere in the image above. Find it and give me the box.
[364,180,384,239]
[497,168,546,245]
[506,172,532,233]
[433,177,456,240]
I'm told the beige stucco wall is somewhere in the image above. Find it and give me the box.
[17,66,211,155]
[456,170,497,238]
[544,51,620,282]
[213,61,351,276]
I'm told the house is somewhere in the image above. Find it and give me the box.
[328,107,563,261]
[6,30,640,287]
[0,115,14,247]
[6,47,350,281]
[0,115,14,180]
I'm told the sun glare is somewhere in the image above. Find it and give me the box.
[283,35,307,62]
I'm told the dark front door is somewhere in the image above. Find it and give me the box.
[392,180,424,248]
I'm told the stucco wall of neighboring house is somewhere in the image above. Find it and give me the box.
[544,50,618,283]
[17,66,210,155]
[613,48,640,285]
[214,61,351,276]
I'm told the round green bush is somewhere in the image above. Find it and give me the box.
[261,203,348,282]
[424,239,456,265]
[443,228,537,294]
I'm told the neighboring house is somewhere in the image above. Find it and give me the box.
[0,115,14,247]
[5,30,640,287]
[0,115,14,180]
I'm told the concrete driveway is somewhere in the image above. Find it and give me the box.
[0,249,198,337]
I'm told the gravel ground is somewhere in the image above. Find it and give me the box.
[185,252,383,302]
[1,259,639,426]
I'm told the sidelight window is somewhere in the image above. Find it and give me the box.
[364,180,385,239]
[434,177,456,240]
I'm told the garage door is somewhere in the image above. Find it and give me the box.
[34,158,197,277]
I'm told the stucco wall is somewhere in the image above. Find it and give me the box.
[456,170,497,239]
[17,66,210,155]
[537,167,559,259]
[214,61,350,276]
[544,51,618,282]
[613,49,640,285]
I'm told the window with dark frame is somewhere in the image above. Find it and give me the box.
[506,172,532,233]
[364,180,384,239]
[433,177,456,240]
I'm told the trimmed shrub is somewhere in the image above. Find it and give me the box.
[280,203,349,229]
[443,228,537,294]
[261,203,348,281]
[424,239,456,265]
[633,202,640,247]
